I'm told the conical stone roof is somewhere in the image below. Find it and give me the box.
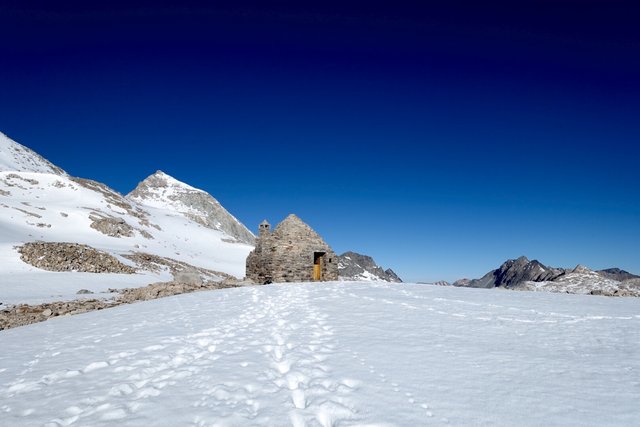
[273,214,326,242]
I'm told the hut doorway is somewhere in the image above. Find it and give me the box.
[313,252,326,280]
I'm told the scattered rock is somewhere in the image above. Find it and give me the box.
[18,242,136,274]
[6,173,39,185]
[12,206,41,218]
[0,299,116,330]
[123,251,232,280]
[89,215,134,238]
[173,269,203,285]
[76,289,94,294]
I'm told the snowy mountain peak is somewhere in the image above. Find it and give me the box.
[134,170,200,193]
[127,171,255,244]
[0,132,66,175]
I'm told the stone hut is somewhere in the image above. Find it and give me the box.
[246,214,339,284]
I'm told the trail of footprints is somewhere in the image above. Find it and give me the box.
[255,286,360,426]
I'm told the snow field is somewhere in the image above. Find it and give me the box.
[1,282,639,426]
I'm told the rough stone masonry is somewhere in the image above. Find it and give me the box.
[246,214,338,284]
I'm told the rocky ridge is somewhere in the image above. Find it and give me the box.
[338,251,402,282]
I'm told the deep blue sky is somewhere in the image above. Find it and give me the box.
[1,1,639,282]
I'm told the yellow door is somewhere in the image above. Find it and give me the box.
[313,264,321,281]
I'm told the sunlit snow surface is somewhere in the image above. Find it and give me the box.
[1,282,639,426]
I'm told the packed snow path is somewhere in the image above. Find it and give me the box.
[1,282,639,426]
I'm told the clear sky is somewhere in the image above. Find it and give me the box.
[1,1,639,282]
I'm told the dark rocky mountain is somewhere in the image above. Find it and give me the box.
[597,268,640,282]
[456,256,566,289]
[338,251,402,282]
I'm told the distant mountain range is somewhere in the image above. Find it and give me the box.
[453,256,640,296]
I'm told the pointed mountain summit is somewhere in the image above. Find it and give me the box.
[0,132,66,175]
[127,171,254,244]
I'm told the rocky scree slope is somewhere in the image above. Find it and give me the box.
[127,170,255,245]
[338,251,402,282]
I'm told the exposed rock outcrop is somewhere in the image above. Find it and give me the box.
[338,251,402,282]
[18,242,136,274]
[89,215,134,238]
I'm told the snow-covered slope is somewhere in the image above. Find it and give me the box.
[1,282,639,426]
[0,171,253,305]
[0,132,66,175]
[128,171,254,244]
